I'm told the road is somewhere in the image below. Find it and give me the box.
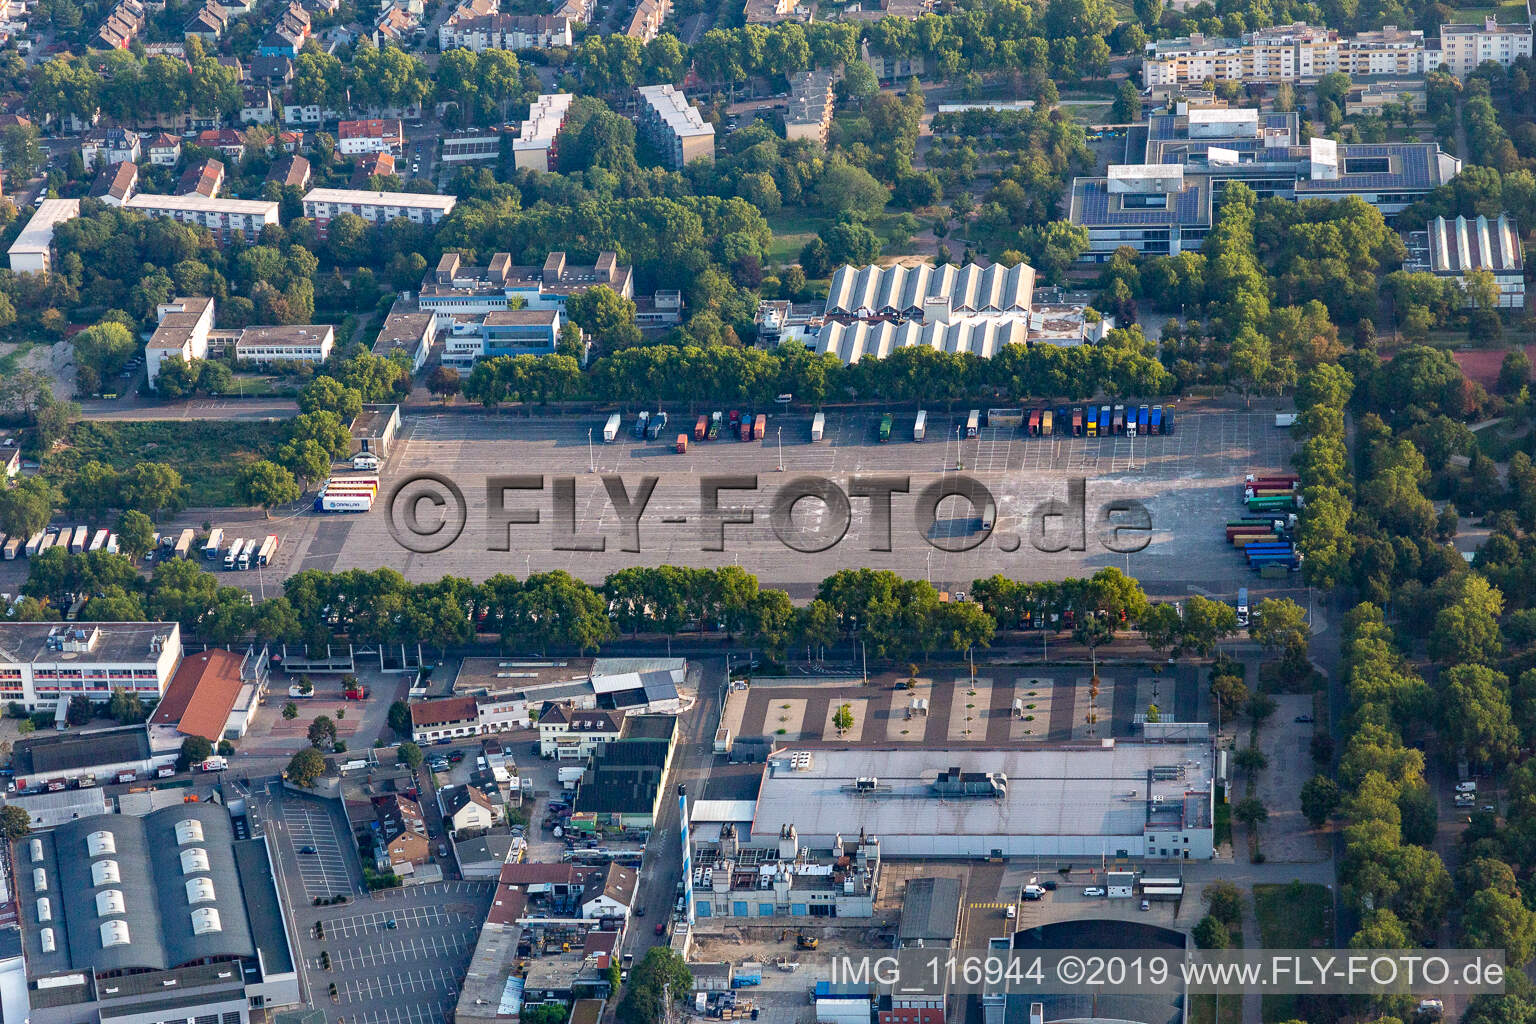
[620,656,727,961]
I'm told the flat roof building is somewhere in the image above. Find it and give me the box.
[1070,108,1460,261]
[420,250,633,321]
[233,323,335,365]
[1143,22,1436,87]
[0,623,181,711]
[373,308,438,371]
[514,93,574,171]
[7,199,81,274]
[749,742,1216,859]
[123,192,279,245]
[301,187,457,237]
[635,84,714,169]
[785,69,836,145]
[1439,17,1532,78]
[146,296,216,385]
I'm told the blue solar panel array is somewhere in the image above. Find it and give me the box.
[1073,182,1210,226]
[1296,142,1436,191]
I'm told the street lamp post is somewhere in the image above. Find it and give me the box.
[777,427,784,471]
[587,428,595,472]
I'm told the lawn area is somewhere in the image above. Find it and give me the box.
[0,342,35,377]
[1443,1,1527,21]
[222,375,290,397]
[43,420,286,507]
[766,209,827,266]
[1254,881,1332,1022]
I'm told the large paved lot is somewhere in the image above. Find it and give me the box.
[317,407,1293,598]
[284,799,355,901]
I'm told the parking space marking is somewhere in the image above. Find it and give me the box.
[284,803,352,899]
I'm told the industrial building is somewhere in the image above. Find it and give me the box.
[0,623,182,711]
[146,646,271,750]
[1069,106,1461,261]
[10,727,174,793]
[1404,213,1525,309]
[10,803,300,1024]
[684,809,883,919]
[635,84,714,168]
[570,715,679,829]
[823,262,1035,323]
[748,742,1216,859]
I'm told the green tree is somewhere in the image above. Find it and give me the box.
[178,735,213,770]
[0,803,30,840]
[388,699,413,737]
[118,462,184,518]
[522,1005,568,1024]
[1301,775,1341,827]
[65,693,93,726]
[833,703,854,733]
[1193,915,1230,949]
[107,687,145,725]
[565,285,641,351]
[0,477,56,539]
[619,947,693,1024]
[115,509,156,560]
[1462,888,1536,968]
[308,714,338,749]
[282,701,299,720]
[1201,881,1244,926]
[237,460,301,516]
[286,746,325,787]
[397,740,424,772]
[815,159,890,220]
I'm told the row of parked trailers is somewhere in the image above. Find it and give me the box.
[840,404,1175,444]
[312,475,380,513]
[1227,473,1304,576]
[203,531,279,570]
[0,525,121,561]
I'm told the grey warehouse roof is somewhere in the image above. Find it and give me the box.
[15,803,259,977]
[898,877,962,944]
[1427,214,1523,273]
[824,262,1035,319]
[816,317,1032,364]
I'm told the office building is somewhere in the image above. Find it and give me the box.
[301,187,457,237]
[0,623,181,711]
[514,93,573,171]
[1143,22,1436,87]
[1438,17,1532,77]
[372,308,438,371]
[419,250,633,321]
[1404,213,1525,308]
[12,804,300,1024]
[147,296,334,382]
[635,84,714,168]
[1068,107,1461,260]
[749,742,1217,859]
[234,324,335,365]
[123,193,280,246]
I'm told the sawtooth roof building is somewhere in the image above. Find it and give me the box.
[823,262,1036,323]
[12,803,300,1024]
[1404,213,1525,309]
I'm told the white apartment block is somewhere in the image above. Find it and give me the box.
[123,193,280,245]
[635,84,714,168]
[0,623,182,710]
[146,296,215,384]
[1143,22,1437,87]
[337,118,405,156]
[514,93,573,172]
[7,199,80,275]
[301,187,457,237]
[439,12,569,50]
[1438,18,1532,78]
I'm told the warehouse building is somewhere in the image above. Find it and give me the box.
[11,803,300,1024]
[749,742,1216,859]
[824,262,1035,323]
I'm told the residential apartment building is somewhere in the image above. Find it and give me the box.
[419,250,634,322]
[196,128,248,161]
[338,118,405,155]
[514,93,573,171]
[124,193,280,245]
[0,622,182,710]
[1404,213,1526,308]
[184,2,229,41]
[7,198,80,274]
[301,187,457,237]
[1438,17,1533,78]
[745,0,802,23]
[625,0,668,40]
[537,705,624,760]
[1143,22,1437,87]
[146,132,182,165]
[240,85,276,124]
[96,0,146,49]
[553,0,594,22]
[784,69,837,144]
[439,11,570,50]
[373,793,430,872]
[635,84,714,168]
[234,324,335,365]
[80,127,140,171]
[90,160,137,206]
[268,153,312,189]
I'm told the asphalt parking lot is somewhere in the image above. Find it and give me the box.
[285,800,355,900]
[322,406,1293,598]
[306,882,494,1024]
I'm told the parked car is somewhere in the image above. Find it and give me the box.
[654,921,667,935]
[1294,714,1314,723]
[1140,899,1151,911]
[299,846,317,854]
[1455,781,1477,793]
[1082,887,1106,897]
[634,905,646,917]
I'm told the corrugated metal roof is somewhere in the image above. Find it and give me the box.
[824,262,1035,319]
